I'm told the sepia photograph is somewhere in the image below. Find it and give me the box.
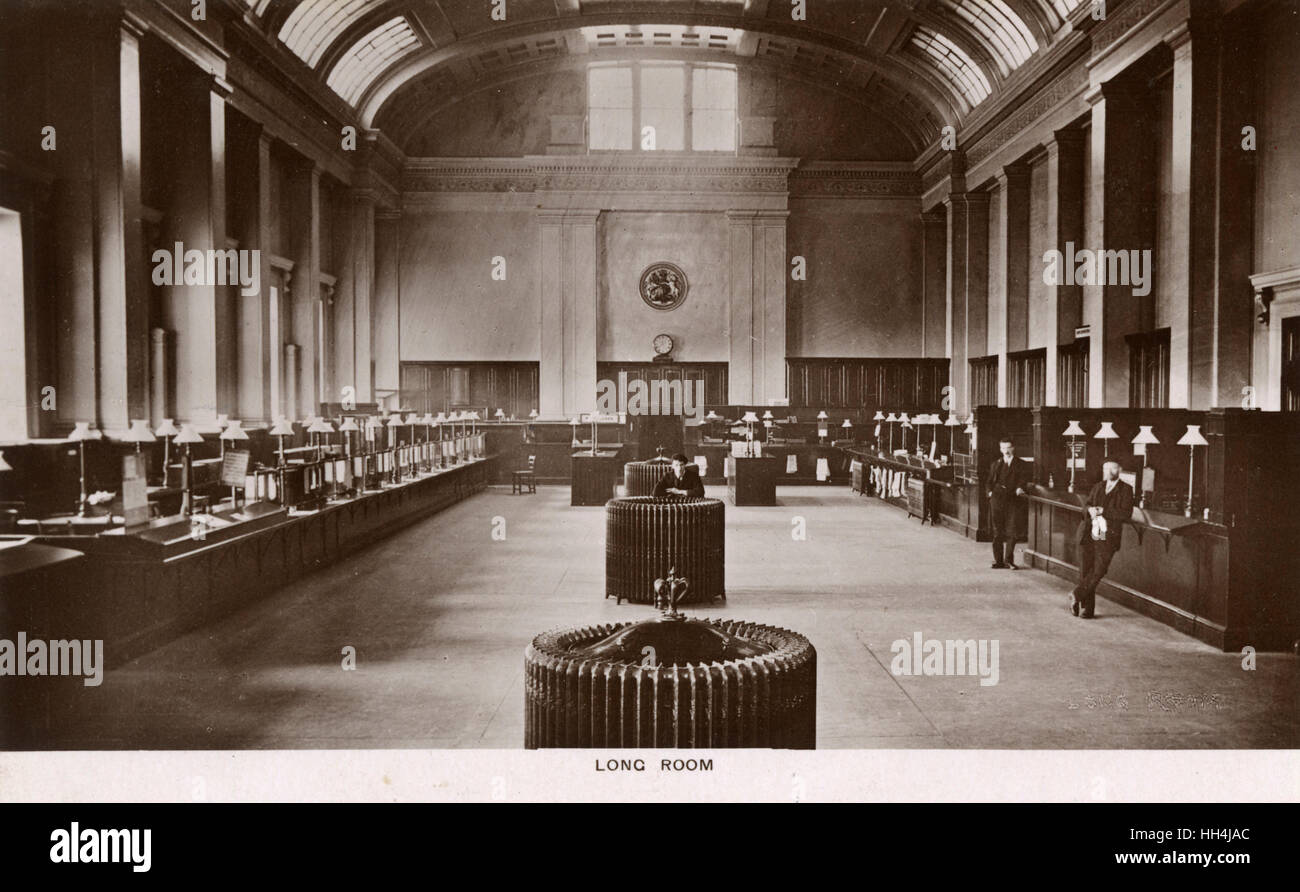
[0,0,1296,829]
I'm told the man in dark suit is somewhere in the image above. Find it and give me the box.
[987,437,1031,569]
[1072,460,1134,618]
[653,453,705,499]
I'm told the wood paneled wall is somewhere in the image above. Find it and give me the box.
[785,358,949,411]
[596,362,729,408]
[400,361,538,418]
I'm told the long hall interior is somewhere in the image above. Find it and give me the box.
[0,0,1297,751]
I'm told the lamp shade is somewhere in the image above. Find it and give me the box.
[705,410,719,420]
[338,418,360,433]
[1176,424,1208,447]
[885,413,897,423]
[841,419,853,428]
[269,417,295,437]
[945,414,961,427]
[964,421,976,434]
[1062,420,1085,437]
[742,411,760,423]
[467,411,481,421]
[570,416,581,425]
[364,418,383,435]
[433,412,447,424]
[495,409,505,419]
[124,419,156,443]
[899,413,911,425]
[221,420,251,441]
[216,413,230,429]
[154,418,180,438]
[68,422,102,441]
[0,451,11,473]
[762,410,774,420]
[173,424,204,445]
[816,411,829,420]
[1094,422,1118,440]
[299,415,319,428]
[308,418,334,435]
[873,411,885,421]
[1131,425,1160,445]
[529,409,538,419]
[386,414,403,428]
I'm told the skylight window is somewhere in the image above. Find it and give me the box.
[1051,0,1084,18]
[911,26,992,107]
[579,25,742,53]
[943,0,1038,73]
[279,0,371,68]
[587,61,737,152]
[243,0,270,15]
[327,17,421,107]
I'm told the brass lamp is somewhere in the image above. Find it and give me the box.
[945,413,961,456]
[742,411,760,457]
[173,423,205,517]
[154,418,179,483]
[1062,420,1085,493]
[68,422,103,516]
[1094,421,1118,458]
[1131,425,1160,509]
[1177,424,1208,518]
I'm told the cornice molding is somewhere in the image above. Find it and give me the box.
[963,62,1089,169]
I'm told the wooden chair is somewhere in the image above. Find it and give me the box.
[512,454,537,494]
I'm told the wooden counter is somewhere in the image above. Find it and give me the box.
[11,457,495,672]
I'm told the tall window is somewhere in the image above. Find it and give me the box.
[969,356,999,409]
[1006,348,1046,407]
[1127,328,1170,408]
[1057,339,1089,408]
[588,61,736,152]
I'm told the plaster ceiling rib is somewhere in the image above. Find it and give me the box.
[360,12,966,134]
[910,7,1006,86]
[381,50,933,157]
[1002,0,1059,44]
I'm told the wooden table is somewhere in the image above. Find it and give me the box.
[727,456,778,506]
[570,451,622,506]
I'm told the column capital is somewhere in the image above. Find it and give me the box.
[1047,127,1087,153]
[996,161,1032,188]
[1165,21,1194,54]
[1085,78,1144,108]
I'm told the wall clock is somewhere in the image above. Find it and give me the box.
[653,333,674,358]
[639,262,688,311]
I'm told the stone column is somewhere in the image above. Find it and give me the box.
[1043,128,1086,406]
[373,208,402,407]
[726,210,788,405]
[920,211,947,359]
[995,163,1031,406]
[1085,81,1155,408]
[236,130,273,423]
[538,210,599,416]
[90,15,150,435]
[349,190,376,404]
[1167,23,1225,410]
[945,189,989,414]
[289,163,321,416]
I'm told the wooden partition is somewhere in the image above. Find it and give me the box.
[785,357,949,410]
[400,361,538,419]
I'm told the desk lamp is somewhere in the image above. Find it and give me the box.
[1177,425,1208,518]
[742,411,760,457]
[269,417,294,467]
[124,419,156,454]
[339,417,359,457]
[1131,425,1160,509]
[816,410,829,444]
[386,414,403,482]
[899,413,912,453]
[467,411,481,458]
[69,422,103,516]
[841,418,853,443]
[1062,420,1085,492]
[885,413,897,452]
[419,413,434,470]
[495,408,505,422]
[945,413,961,456]
[154,418,179,482]
[1094,421,1118,458]
[433,412,448,467]
[173,423,205,517]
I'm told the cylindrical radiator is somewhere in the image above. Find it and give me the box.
[524,619,816,749]
[605,496,724,605]
[623,457,671,496]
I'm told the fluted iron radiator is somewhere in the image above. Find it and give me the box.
[623,457,672,496]
[525,620,816,749]
[605,496,724,605]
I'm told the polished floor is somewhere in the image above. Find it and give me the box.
[42,484,1298,749]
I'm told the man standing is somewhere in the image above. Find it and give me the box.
[1072,460,1134,618]
[653,453,705,499]
[987,437,1031,569]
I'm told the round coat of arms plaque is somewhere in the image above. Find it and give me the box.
[639,262,688,311]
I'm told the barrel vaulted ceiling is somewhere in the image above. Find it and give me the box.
[236,0,1086,156]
